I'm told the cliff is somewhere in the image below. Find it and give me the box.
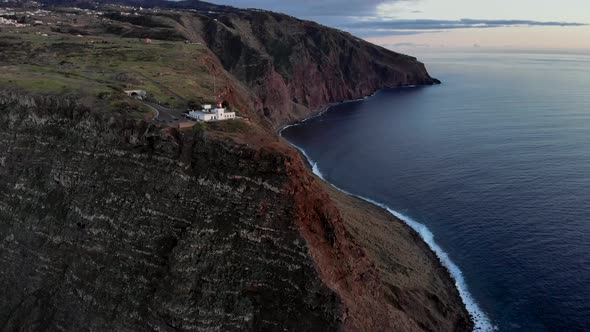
[0,90,470,331]
[0,91,342,331]
[0,1,470,331]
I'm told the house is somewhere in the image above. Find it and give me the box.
[188,110,216,121]
[187,101,236,122]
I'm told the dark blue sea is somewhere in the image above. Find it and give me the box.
[281,51,590,331]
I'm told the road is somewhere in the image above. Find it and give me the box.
[142,101,189,125]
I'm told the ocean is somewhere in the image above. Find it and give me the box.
[281,51,590,331]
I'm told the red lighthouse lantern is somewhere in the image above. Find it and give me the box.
[217,101,223,109]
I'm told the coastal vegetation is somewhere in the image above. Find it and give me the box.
[0,28,213,116]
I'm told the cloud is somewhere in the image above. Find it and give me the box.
[344,18,587,31]
[381,42,430,47]
[203,1,587,38]
[351,29,443,38]
[337,18,587,37]
[205,0,401,17]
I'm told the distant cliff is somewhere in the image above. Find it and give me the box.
[180,10,438,127]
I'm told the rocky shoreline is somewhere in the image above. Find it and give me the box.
[277,89,475,331]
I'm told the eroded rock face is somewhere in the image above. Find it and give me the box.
[0,93,341,331]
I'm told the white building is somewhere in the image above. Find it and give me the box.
[187,101,236,122]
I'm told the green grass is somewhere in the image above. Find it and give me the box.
[0,29,217,116]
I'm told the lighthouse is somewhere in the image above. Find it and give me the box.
[187,100,236,122]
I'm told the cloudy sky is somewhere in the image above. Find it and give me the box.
[205,0,590,50]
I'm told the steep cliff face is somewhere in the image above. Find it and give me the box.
[177,10,438,127]
[0,91,342,331]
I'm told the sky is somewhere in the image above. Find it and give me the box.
[205,0,590,51]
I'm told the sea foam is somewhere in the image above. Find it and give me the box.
[282,136,496,332]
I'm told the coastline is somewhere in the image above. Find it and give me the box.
[276,84,426,133]
[277,90,380,134]
[278,88,495,332]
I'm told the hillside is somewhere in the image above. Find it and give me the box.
[0,1,469,331]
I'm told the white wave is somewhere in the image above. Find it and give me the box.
[311,161,324,180]
[281,138,496,332]
[279,123,297,132]
[363,201,497,332]
[288,144,326,180]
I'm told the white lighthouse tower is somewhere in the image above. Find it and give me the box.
[211,100,235,120]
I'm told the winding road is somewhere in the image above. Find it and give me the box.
[142,101,188,124]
